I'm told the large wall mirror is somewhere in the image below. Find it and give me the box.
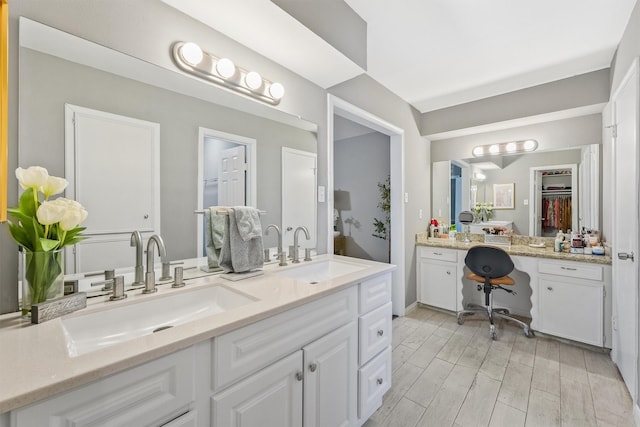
[432,143,601,237]
[0,0,7,223]
[18,18,318,274]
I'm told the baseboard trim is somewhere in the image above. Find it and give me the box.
[404,302,417,315]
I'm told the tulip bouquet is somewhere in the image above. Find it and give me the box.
[7,166,88,314]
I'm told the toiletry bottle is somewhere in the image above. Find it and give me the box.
[554,230,564,252]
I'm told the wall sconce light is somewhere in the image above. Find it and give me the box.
[172,41,285,105]
[472,139,538,157]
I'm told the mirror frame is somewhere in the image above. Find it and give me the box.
[1,0,8,223]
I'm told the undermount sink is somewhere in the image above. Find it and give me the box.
[61,285,257,356]
[275,259,366,284]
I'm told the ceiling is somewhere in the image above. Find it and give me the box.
[162,0,637,113]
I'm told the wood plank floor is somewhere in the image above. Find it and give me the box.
[363,306,635,427]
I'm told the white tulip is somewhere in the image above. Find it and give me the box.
[41,176,68,199]
[36,201,66,226]
[59,206,88,231]
[15,166,49,190]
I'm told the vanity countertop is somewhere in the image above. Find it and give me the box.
[415,233,612,265]
[0,255,395,414]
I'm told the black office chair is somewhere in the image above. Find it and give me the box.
[457,245,534,340]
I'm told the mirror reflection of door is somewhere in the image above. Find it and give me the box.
[218,145,246,206]
[282,148,317,249]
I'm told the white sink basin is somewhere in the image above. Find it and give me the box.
[275,259,366,284]
[62,285,257,356]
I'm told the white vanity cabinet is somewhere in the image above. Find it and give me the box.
[416,246,458,311]
[11,346,196,427]
[537,260,611,347]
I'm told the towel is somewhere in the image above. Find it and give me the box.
[219,207,264,273]
[204,207,225,271]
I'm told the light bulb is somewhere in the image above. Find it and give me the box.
[472,146,484,156]
[244,71,262,90]
[181,42,203,66]
[216,58,235,78]
[489,144,500,155]
[269,82,285,99]
[523,139,537,151]
[505,142,517,153]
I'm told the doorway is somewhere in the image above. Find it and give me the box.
[328,95,406,316]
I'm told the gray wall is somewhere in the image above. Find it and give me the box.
[422,69,610,136]
[19,48,316,263]
[334,132,390,262]
[611,0,640,94]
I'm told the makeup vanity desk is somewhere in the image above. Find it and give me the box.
[415,233,613,348]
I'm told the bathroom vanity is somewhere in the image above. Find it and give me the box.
[416,234,612,347]
[0,255,394,427]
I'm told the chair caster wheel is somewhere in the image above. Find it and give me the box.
[524,327,535,338]
[490,325,497,340]
[456,314,464,325]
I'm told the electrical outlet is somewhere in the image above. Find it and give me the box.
[523,199,529,206]
[419,209,423,219]
[317,186,325,203]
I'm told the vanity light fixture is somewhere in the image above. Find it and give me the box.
[172,41,285,105]
[472,139,538,157]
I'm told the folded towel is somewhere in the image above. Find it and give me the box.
[204,207,225,270]
[219,207,264,273]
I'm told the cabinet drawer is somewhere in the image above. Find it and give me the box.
[359,272,392,314]
[418,246,458,263]
[12,347,195,427]
[358,346,391,421]
[359,302,392,364]
[213,287,358,391]
[538,260,603,281]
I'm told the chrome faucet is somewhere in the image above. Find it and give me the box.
[130,231,144,286]
[143,234,167,294]
[265,224,287,266]
[292,226,310,263]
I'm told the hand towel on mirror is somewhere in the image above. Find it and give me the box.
[204,207,225,270]
[219,207,264,273]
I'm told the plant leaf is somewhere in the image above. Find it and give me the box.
[19,187,38,218]
[40,238,60,252]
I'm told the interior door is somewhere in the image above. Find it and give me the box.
[282,148,317,248]
[611,58,639,401]
[431,160,451,224]
[218,145,246,206]
[65,104,160,273]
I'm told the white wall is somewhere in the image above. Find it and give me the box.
[334,132,390,262]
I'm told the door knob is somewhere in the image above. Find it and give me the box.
[618,251,635,261]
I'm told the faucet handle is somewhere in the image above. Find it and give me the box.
[109,276,127,301]
[278,252,288,267]
[304,248,313,262]
[160,261,172,281]
[172,266,185,288]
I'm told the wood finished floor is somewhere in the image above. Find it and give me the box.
[363,306,635,427]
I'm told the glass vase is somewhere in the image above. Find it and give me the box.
[20,248,64,317]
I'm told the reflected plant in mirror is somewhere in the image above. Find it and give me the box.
[473,203,493,222]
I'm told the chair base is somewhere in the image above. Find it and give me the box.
[457,304,535,340]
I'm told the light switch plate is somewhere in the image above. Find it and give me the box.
[318,186,325,202]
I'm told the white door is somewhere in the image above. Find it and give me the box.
[611,58,639,401]
[212,350,303,427]
[218,145,246,206]
[282,148,317,248]
[64,104,160,273]
[431,160,451,223]
[303,321,357,427]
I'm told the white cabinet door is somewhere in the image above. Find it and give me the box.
[212,351,303,427]
[538,276,604,346]
[418,259,457,311]
[303,321,358,427]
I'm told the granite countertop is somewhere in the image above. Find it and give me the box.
[415,232,612,265]
[0,254,395,414]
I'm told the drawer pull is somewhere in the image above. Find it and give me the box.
[446,270,451,275]
[295,371,303,381]
[433,252,443,256]
[309,363,317,372]
[377,329,384,337]
[377,378,384,385]
[547,286,553,291]
[560,266,577,271]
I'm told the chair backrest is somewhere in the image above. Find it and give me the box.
[464,245,514,278]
